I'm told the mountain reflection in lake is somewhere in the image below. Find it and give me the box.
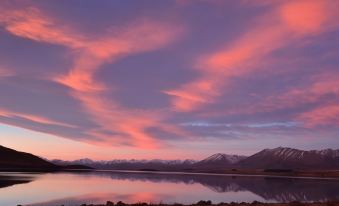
[0,171,338,206]
[0,173,34,188]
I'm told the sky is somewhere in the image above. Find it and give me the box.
[0,0,339,160]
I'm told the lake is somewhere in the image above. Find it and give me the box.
[1,171,339,206]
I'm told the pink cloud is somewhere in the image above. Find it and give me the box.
[58,22,184,148]
[251,72,339,112]
[211,71,339,127]
[280,0,330,35]
[0,67,14,77]
[1,1,337,155]
[0,5,186,148]
[164,79,219,111]
[56,20,182,92]
[165,0,338,112]
[298,104,339,127]
[0,108,76,128]
[198,70,339,129]
[0,7,85,48]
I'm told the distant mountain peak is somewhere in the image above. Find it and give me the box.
[312,148,339,157]
[193,153,247,169]
[201,153,247,164]
[261,147,339,159]
[239,147,339,169]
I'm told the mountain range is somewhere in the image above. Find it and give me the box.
[51,158,197,171]
[237,147,339,170]
[50,147,339,170]
[1,144,338,171]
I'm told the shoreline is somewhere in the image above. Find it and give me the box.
[2,168,339,180]
[30,200,339,206]
[3,168,339,180]
[63,168,339,180]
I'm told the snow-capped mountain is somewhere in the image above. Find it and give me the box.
[237,147,339,169]
[193,153,247,169]
[201,153,247,164]
[50,147,339,171]
[50,158,197,170]
[52,158,95,166]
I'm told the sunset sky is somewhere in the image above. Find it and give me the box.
[0,0,339,160]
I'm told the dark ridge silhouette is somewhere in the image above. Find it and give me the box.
[0,145,92,171]
[61,164,93,170]
[0,145,58,171]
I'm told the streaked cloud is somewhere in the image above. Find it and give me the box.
[0,7,85,48]
[0,0,338,159]
[0,108,76,128]
[0,4,185,149]
[298,105,339,127]
[165,0,338,112]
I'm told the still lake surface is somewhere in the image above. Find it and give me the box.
[1,170,339,206]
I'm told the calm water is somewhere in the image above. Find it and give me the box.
[0,171,339,206]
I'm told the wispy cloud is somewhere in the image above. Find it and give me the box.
[0,1,338,158]
[165,0,338,112]
[0,5,186,148]
[181,121,299,128]
[0,7,85,48]
[242,71,339,127]
[298,104,339,127]
[0,108,76,128]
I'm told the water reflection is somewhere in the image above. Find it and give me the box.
[0,171,338,206]
[0,173,34,188]
[92,171,339,202]
[30,193,173,206]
